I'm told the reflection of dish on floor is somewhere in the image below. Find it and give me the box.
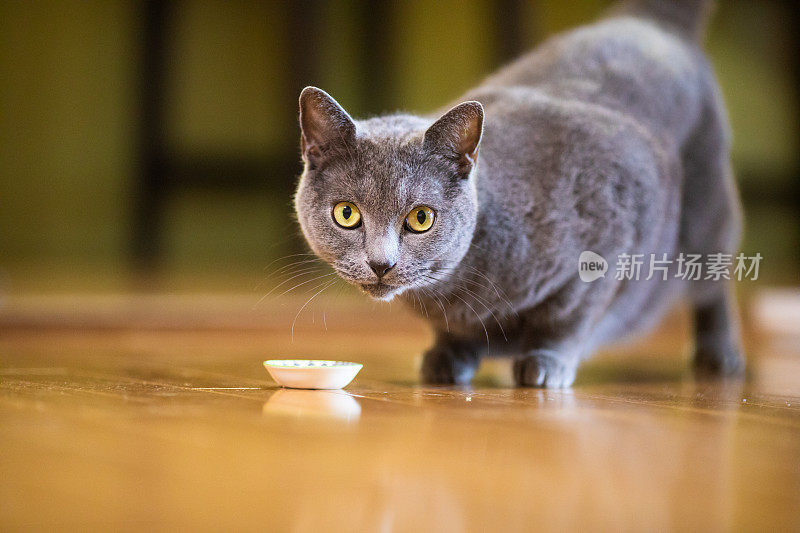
[262,389,361,421]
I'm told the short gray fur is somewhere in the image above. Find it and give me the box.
[293,0,743,388]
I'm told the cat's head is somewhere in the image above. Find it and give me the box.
[294,87,483,301]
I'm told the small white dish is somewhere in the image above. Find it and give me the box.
[263,360,363,390]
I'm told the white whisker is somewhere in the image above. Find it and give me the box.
[276,272,336,298]
[421,286,449,333]
[253,267,329,308]
[261,252,317,272]
[451,291,490,350]
[291,279,337,342]
[455,283,508,341]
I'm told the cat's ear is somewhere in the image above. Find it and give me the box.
[299,86,356,169]
[423,101,484,177]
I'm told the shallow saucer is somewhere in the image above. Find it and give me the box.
[263,360,363,390]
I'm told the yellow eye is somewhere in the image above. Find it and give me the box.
[405,206,435,233]
[333,202,361,228]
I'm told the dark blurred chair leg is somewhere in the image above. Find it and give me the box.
[287,0,322,104]
[132,0,171,273]
[790,0,800,266]
[493,0,528,63]
[353,0,393,114]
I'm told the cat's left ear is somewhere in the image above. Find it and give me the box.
[299,86,357,169]
[423,101,484,177]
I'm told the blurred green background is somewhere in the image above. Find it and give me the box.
[1,0,798,295]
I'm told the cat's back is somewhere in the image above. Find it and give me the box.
[474,16,709,141]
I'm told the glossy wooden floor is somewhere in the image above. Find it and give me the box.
[1,294,799,531]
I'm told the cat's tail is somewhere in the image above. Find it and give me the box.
[608,0,714,43]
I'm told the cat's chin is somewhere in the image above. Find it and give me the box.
[359,282,404,302]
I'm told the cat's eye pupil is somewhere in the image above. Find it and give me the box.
[342,205,351,219]
[416,210,426,224]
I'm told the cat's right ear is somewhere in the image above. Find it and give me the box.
[299,86,356,169]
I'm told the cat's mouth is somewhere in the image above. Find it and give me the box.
[359,281,402,301]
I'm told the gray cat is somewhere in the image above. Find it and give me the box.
[293,0,743,387]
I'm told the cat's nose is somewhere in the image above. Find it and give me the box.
[367,261,396,278]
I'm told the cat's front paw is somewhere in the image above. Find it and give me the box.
[513,352,577,388]
[693,337,745,376]
[421,347,479,385]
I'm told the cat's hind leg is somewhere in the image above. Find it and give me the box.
[680,93,745,376]
[692,283,744,375]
